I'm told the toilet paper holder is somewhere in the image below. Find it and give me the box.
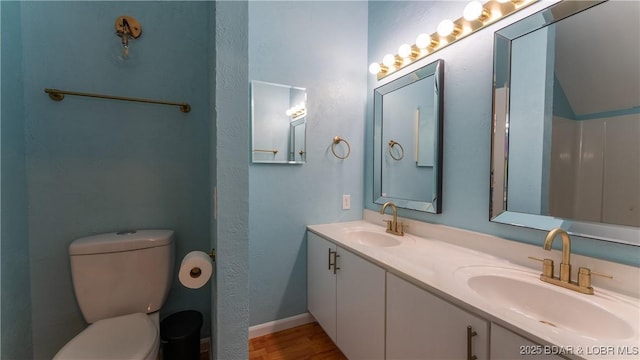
[190,250,214,277]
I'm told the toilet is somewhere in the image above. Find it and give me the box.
[54,229,175,360]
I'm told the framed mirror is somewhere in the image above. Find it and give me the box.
[374,59,444,213]
[491,1,640,245]
[251,80,307,164]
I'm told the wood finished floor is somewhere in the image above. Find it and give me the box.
[249,322,347,360]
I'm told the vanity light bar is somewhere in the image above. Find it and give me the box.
[286,102,307,120]
[369,0,538,80]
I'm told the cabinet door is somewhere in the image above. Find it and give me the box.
[491,324,565,360]
[336,247,386,360]
[386,273,489,360]
[307,232,337,342]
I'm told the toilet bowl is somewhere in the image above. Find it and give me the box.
[54,230,174,360]
[54,313,159,360]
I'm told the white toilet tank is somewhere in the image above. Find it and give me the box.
[69,230,175,324]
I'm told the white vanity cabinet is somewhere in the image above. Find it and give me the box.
[307,231,386,359]
[386,272,489,360]
[491,323,566,360]
[307,231,338,342]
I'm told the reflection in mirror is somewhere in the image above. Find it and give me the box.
[374,59,444,213]
[491,1,640,245]
[251,80,307,164]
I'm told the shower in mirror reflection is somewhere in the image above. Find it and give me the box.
[490,0,640,245]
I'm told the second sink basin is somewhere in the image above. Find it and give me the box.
[346,229,402,247]
[455,266,638,341]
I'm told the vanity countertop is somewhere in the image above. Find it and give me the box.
[308,218,640,360]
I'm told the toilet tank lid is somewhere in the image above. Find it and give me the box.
[70,229,174,255]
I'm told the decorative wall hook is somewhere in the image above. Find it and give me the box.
[115,15,142,58]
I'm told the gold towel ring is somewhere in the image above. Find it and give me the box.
[388,140,404,160]
[331,136,351,159]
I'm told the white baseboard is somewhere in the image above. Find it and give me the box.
[249,312,315,339]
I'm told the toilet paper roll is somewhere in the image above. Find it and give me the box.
[178,251,213,289]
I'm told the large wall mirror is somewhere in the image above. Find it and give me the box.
[491,1,640,245]
[374,59,444,213]
[251,80,307,164]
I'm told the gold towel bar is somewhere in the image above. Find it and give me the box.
[253,149,279,154]
[44,88,191,113]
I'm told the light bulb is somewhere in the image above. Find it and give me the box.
[416,33,429,49]
[416,33,437,49]
[382,54,396,67]
[464,1,485,21]
[437,19,456,37]
[369,63,381,74]
[398,44,412,58]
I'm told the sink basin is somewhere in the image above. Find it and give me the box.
[455,266,638,341]
[346,229,402,247]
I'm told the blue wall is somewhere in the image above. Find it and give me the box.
[1,2,34,359]
[9,2,212,358]
[248,1,368,326]
[365,1,640,266]
[213,1,250,358]
[508,27,554,214]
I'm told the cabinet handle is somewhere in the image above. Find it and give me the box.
[467,325,477,360]
[328,249,340,274]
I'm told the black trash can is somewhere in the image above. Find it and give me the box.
[160,310,203,360]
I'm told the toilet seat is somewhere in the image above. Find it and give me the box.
[53,312,158,360]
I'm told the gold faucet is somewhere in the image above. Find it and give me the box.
[529,228,611,295]
[380,202,405,236]
[544,228,572,283]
